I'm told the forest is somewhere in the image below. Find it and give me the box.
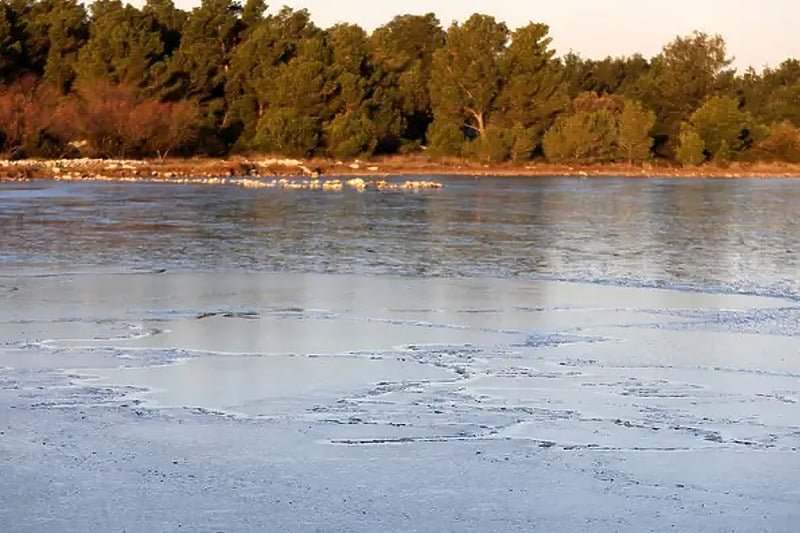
[1,0,799,165]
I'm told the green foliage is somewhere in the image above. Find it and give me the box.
[687,96,760,159]
[636,32,733,154]
[494,23,568,156]
[543,107,618,164]
[77,0,166,90]
[0,4,798,163]
[465,125,511,163]
[508,125,538,162]
[226,7,321,149]
[42,0,89,92]
[617,100,656,164]
[739,60,800,128]
[542,93,654,164]
[426,118,463,156]
[161,0,243,145]
[676,126,706,166]
[561,53,650,98]
[0,4,26,82]
[430,15,508,143]
[253,108,320,157]
[368,13,445,149]
[325,111,377,158]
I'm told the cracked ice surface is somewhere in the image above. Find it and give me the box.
[1,271,799,532]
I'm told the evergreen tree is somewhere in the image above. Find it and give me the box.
[495,22,568,159]
[226,7,321,150]
[142,0,187,58]
[617,100,656,164]
[429,14,508,154]
[77,0,166,90]
[676,125,706,166]
[41,0,89,92]
[251,34,330,156]
[688,96,764,159]
[542,93,654,164]
[368,13,445,151]
[0,3,25,82]
[637,32,733,154]
[543,94,620,164]
[161,0,243,152]
[324,23,376,158]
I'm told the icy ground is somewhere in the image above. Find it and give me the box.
[1,271,798,532]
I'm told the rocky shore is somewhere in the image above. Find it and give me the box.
[1,156,800,184]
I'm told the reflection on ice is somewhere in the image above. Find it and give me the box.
[88,354,454,416]
[1,271,797,446]
[2,269,799,532]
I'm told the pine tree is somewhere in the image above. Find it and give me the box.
[676,125,706,166]
[368,13,445,150]
[617,100,655,164]
[77,0,166,90]
[495,22,568,159]
[429,14,508,153]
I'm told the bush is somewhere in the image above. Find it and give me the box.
[676,125,706,166]
[54,80,199,158]
[253,109,321,157]
[752,122,800,163]
[543,108,618,164]
[688,96,761,159]
[324,111,377,158]
[0,76,64,158]
[426,118,464,156]
[464,126,510,163]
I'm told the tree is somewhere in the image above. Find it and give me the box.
[369,13,445,150]
[494,23,568,159]
[160,0,243,152]
[55,80,199,158]
[560,53,650,98]
[676,125,706,166]
[739,60,800,128]
[637,32,734,154]
[142,0,187,58]
[41,0,90,92]
[240,0,265,29]
[542,93,655,164]
[617,100,655,164]
[429,14,508,151]
[425,119,463,157]
[0,3,26,83]
[251,36,331,156]
[76,0,167,90]
[543,106,619,164]
[687,96,763,160]
[324,23,377,157]
[224,8,318,150]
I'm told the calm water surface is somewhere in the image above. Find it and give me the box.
[1,176,799,297]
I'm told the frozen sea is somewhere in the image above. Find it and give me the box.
[1,177,799,532]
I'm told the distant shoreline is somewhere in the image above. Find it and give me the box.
[2,156,800,183]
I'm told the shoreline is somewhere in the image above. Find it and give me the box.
[2,156,800,182]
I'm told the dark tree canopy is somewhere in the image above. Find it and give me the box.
[0,3,798,164]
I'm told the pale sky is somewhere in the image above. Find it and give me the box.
[168,0,799,70]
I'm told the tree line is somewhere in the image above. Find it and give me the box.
[1,0,799,165]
